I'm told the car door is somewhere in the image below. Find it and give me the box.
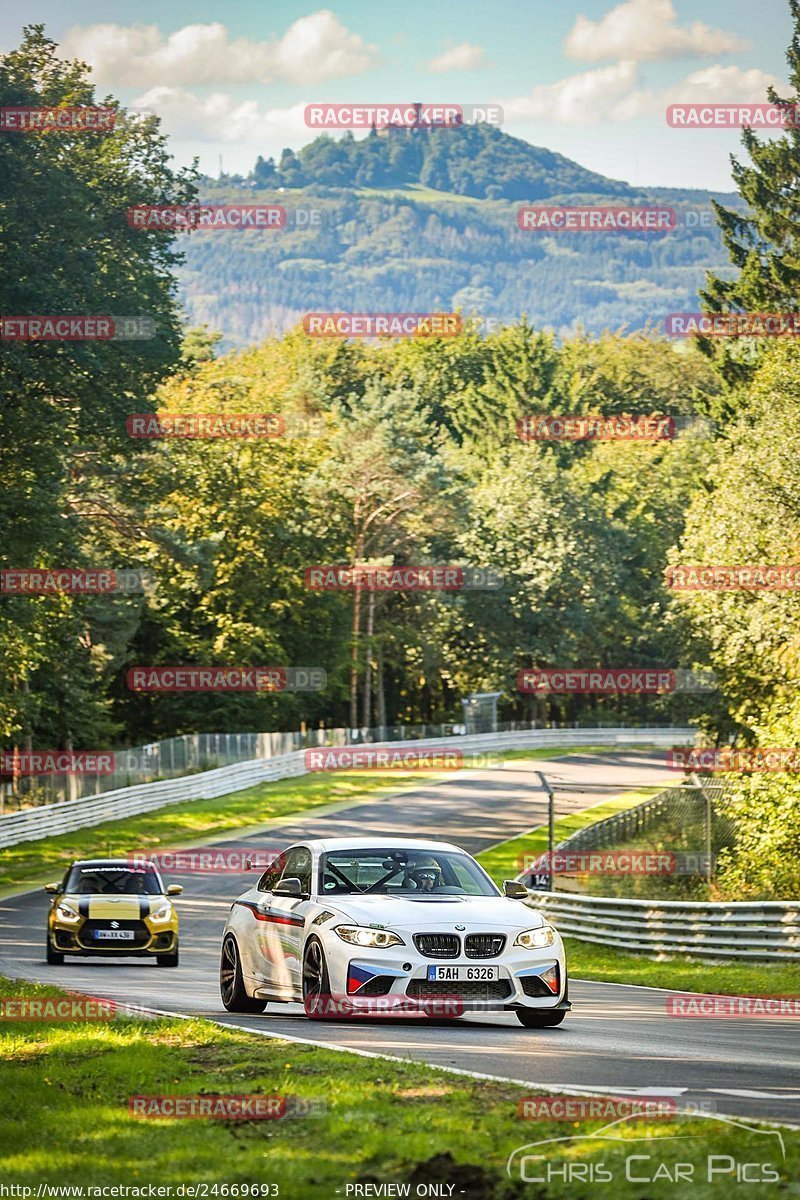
[266,846,314,997]
[238,854,285,990]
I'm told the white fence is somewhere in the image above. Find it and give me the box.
[527,891,800,960]
[0,726,692,849]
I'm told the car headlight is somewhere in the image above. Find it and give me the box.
[334,925,405,948]
[55,902,81,924]
[513,925,556,949]
[149,903,173,924]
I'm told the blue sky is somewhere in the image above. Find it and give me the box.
[2,1,793,189]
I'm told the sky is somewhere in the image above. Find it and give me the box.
[2,0,794,190]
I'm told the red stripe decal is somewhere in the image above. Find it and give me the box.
[235,901,304,927]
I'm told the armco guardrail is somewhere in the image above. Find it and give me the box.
[1,718,686,807]
[0,726,692,849]
[527,892,800,960]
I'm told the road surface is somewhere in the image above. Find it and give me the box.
[1,751,797,1124]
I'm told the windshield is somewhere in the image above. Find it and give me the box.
[63,866,163,895]
[319,848,499,897]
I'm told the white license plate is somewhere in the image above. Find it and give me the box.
[426,965,501,982]
[94,930,135,941]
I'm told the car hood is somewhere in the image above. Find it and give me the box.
[59,893,165,918]
[322,893,545,931]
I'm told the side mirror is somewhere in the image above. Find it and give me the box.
[503,879,529,899]
[274,877,305,897]
[166,884,183,896]
[244,858,254,870]
[44,883,60,894]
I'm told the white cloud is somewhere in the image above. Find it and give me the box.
[503,59,782,127]
[427,42,487,74]
[565,0,746,63]
[132,87,309,143]
[503,61,640,125]
[59,13,378,86]
[619,63,782,119]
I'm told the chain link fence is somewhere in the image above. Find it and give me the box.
[551,781,737,899]
[0,718,686,811]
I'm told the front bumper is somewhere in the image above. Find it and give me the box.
[49,915,178,956]
[322,932,568,1013]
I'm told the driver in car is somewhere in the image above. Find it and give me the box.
[408,859,442,893]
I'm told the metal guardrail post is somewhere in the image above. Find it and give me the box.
[534,770,555,893]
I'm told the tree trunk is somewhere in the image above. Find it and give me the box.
[363,590,375,731]
[376,640,387,736]
[349,538,364,731]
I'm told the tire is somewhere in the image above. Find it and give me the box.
[517,977,569,1027]
[302,938,333,1019]
[46,935,64,965]
[157,944,180,968]
[516,1007,567,1027]
[220,934,266,1012]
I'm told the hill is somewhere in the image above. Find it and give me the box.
[174,125,742,348]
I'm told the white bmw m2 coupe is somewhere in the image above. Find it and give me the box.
[220,837,570,1027]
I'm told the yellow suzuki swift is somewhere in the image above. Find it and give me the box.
[45,859,182,967]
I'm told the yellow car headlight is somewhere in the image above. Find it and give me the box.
[513,925,556,949]
[334,925,404,948]
[55,902,81,924]
[149,903,173,924]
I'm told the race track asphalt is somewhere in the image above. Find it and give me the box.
[1,751,797,1125]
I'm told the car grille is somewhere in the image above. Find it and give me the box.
[464,933,506,958]
[412,931,462,960]
[407,979,513,1002]
[78,919,150,949]
[413,933,460,958]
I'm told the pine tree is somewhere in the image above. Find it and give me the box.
[700,0,800,385]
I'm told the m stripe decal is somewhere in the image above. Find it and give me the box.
[235,900,304,928]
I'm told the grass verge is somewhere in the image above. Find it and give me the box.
[477,788,658,882]
[561,936,800,996]
[0,976,794,1198]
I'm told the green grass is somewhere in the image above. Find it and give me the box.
[0,745,617,895]
[477,788,659,882]
[562,937,800,996]
[0,976,794,1198]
